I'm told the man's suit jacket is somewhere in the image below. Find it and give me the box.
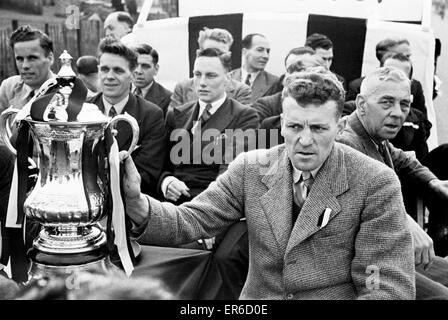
[229,68,279,104]
[136,143,415,299]
[159,97,259,199]
[337,112,436,191]
[253,92,282,123]
[143,81,172,117]
[169,78,252,108]
[88,93,167,196]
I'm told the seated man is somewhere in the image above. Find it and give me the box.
[382,52,431,160]
[254,48,326,124]
[131,44,172,117]
[122,70,415,300]
[229,33,278,103]
[88,38,167,197]
[305,33,347,91]
[0,25,56,114]
[159,48,259,299]
[170,27,252,108]
[337,67,448,299]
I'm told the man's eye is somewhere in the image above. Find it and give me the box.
[311,126,325,132]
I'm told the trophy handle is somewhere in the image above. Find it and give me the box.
[106,112,140,159]
[0,107,20,155]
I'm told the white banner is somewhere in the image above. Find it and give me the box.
[179,0,428,25]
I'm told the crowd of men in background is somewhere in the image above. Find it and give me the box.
[1,9,448,300]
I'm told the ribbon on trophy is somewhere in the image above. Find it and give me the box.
[30,77,87,122]
[102,128,136,276]
[2,120,34,282]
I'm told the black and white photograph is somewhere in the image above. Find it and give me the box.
[1,0,448,311]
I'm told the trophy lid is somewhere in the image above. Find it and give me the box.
[58,50,76,78]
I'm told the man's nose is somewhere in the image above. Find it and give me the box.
[389,102,405,118]
[298,128,313,146]
[199,75,207,86]
[22,58,31,69]
[134,66,143,75]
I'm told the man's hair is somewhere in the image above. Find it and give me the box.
[9,25,53,56]
[76,55,99,75]
[375,38,410,62]
[110,11,135,29]
[286,55,326,74]
[305,33,333,50]
[284,46,315,65]
[196,47,232,72]
[241,33,265,49]
[380,51,412,67]
[197,27,234,50]
[134,44,159,64]
[282,70,345,118]
[98,37,138,70]
[360,66,411,97]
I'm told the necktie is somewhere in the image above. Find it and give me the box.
[245,74,252,87]
[193,104,212,136]
[109,106,117,118]
[294,172,314,208]
[199,104,212,124]
[134,87,142,97]
[378,142,393,169]
[27,90,35,101]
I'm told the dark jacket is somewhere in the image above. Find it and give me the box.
[159,97,259,200]
[143,80,172,118]
[88,93,168,196]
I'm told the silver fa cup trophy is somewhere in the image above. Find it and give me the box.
[0,50,139,279]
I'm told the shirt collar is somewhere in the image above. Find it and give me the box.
[102,94,129,116]
[16,71,57,97]
[292,163,323,184]
[198,93,227,116]
[241,68,260,85]
[356,111,386,151]
[132,81,154,97]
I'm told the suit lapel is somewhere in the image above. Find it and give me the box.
[260,147,294,254]
[285,145,347,254]
[174,102,199,132]
[202,98,233,133]
[251,71,269,100]
[348,112,383,163]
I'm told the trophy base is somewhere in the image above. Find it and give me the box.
[27,246,118,280]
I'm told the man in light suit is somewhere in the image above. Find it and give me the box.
[89,38,167,198]
[132,44,172,117]
[337,67,448,299]
[121,70,415,299]
[170,27,252,108]
[229,33,279,103]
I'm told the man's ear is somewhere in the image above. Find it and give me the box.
[155,63,159,76]
[355,94,366,115]
[337,115,347,135]
[280,113,285,137]
[47,52,54,67]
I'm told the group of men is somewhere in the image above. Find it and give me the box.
[1,10,448,300]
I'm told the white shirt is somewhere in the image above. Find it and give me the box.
[102,94,129,117]
[190,93,227,134]
[241,68,260,87]
[292,163,322,200]
[132,81,154,98]
[161,93,227,197]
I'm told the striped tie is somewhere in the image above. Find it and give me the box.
[244,74,251,87]
[108,106,117,118]
[294,172,313,208]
